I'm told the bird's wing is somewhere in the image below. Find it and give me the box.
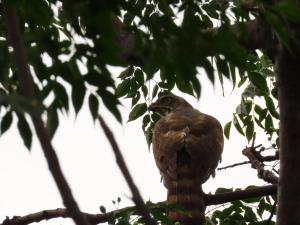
[152,107,223,186]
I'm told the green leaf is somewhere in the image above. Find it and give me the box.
[134,68,144,85]
[246,119,254,142]
[271,87,278,99]
[244,100,253,114]
[47,105,59,139]
[141,85,148,98]
[53,81,69,111]
[233,114,245,136]
[118,66,134,79]
[1,111,13,135]
[142,114,150,132]
[274,0,300,22]
[243,205,257,222]
[191,77,201,99]
[72,81,86,114]
[254,105,263,115]
[98,90,122,123]
[255,105,268,121]
[115,79,131,98]
[131,92,141,107]
[99,205,106,213]
[242,196,261,204]
[265,114,274,132]
[151,209,172,224]
[216,57,230,78]
[255,117,265,129]
[202,58,215,84]
[158,1,175,17]
[144,4,155,18]
[88,94,99,120]
[224,121,231,139]
[202,3,219,19]
[175,79,193,96]
[17,114,32,150]
[123,12,135,25]
[215,187,233,194]
[128,103,147,122]
[257,198,267,218]
[151,112,161,123]
[248,72,268,94]
[229,62,237,88]
[265,96,279,119]
[152,85,159,99]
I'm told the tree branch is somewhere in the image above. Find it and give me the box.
[2,5,90,225]
[242,145,279,184]
[112,17,274,66]
[1,185,277,225]
[98,115,156,225]
[218,151,279,170]
[204,185,277,205]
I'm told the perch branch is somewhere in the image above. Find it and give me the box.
[204,185,276,205]
[98,115,156,225]
[1,185,277,225]
[2,5,90,225]
[242,134,279,184]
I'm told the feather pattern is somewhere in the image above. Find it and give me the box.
[149,95,223,225]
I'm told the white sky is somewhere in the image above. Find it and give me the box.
[0,71,268,225]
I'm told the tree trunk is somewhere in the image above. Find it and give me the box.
[277,27,300,224]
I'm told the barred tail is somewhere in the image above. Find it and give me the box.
[167,150,205,225]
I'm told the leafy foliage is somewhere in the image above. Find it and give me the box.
[0,0,288,224]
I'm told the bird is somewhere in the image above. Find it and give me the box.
[148,94,224,225]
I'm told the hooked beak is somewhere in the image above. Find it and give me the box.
[148,103,156,112]
[148,103,171,116]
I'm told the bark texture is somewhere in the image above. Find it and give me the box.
[277,24,300,225]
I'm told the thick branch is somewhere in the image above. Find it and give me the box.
[204,185,277,205]
[241,135,278,184]
[242,146,279,184]
[112,17,274,66]
[1,185,277,225]
[2,5,90,225]
[98,116,156,225]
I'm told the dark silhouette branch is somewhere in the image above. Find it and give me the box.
[98,115,157,225]
[2,5,90,225]
[204,185,277,206]
[112,17,274,66]
[1,185,277,225]
[218,160,251,170]
[218,152,279,170]
[242,136,279,184]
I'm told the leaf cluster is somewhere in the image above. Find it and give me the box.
[206,187,276,225]
[224,54,279,148]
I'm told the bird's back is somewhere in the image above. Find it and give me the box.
[152,107,223,225]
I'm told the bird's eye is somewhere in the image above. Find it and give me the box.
[163,97,171,104]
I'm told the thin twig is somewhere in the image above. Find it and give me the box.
[218,154,279,170]
[218,160,250,170]
[98,115,156,225]
[1,185,277,225]
[2,5,90,225]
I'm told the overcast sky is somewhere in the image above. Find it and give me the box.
[0,71,268,225]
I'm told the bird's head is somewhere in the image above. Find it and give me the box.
[148,94,192,116]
